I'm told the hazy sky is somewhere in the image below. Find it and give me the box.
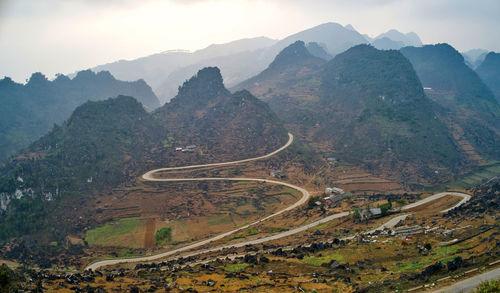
[1,0,499,82]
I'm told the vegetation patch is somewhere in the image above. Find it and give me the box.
[302,252,344,266]
[474,278,500,293]
[85,217,143,247]
[224,263,249,272]
[207,214,232,226]
[230,228,259,240]
[265,227,289,233]
[155,227,172,245]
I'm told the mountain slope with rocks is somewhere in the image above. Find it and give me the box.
[0,70,160,162]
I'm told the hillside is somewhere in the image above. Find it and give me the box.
[0,96,166,241]
[155,67,288,163]
[318,45,462,184]
[0,67,288,245]
[0,70,160,162]
[401,44,500,163]
[400,44,500,118]
[236,40,325,91]
[476,52,500,103]
[238,43,464,185]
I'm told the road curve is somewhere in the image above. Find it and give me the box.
[401,192,471,213]
[431,267,500,293]
[87,133,306,270]
[85,131,472,271]
[142,132,294,177]
[86,190,470,271]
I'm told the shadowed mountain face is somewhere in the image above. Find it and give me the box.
[237,42,466,186]
[306,42,332,60]
[0,67,287,242]
[0,70,160,162]
[400,44,500,118]
[318,45,462,184]
[477,52,500,103]
[155,67,288,163]
[400,44,500,162]
[0,96,166,240]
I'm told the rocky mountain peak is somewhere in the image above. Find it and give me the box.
[269,41,315,69]
[174,67,228,103]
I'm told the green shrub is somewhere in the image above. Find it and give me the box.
[155,227,172,245]
[306,196,321,209]
[0,264,17,292]
[474,278,500,292]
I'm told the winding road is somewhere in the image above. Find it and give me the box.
[85,133,471,271]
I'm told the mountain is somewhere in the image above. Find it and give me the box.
[237,42,462,185]
[274,22,367,56]
[0,96,166,240]
[0,70,160,162]
[92,23,367,102]
[371,37,406,50]
[374,29,423,47]
[306,42,332,60]
[476,52,500,103]
[462,49,489,69]
[0,66,288,242]
[92,37,278,101]
[154,67,288,162]
[400,44,500,118]
[401,44,500,163]
[234,40,326,107]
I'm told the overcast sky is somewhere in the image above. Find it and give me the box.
[1,0,499,82]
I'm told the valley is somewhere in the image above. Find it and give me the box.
[0,13,499,293]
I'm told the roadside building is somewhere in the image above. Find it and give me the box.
[325,187,345,195]
[270,170,285,179]
[360,208,382,220]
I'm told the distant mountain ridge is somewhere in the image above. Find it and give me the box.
[0,70,160,162]
[90,24,425,103]
[375,29,422,46]
[462,49,489,69]
[90,22,370,102]
[476,52,500,103]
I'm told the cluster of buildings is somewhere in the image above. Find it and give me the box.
[323,187,345,207]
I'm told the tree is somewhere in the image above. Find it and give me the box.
[0,264,17,292]
[155,227,172,245]
[351,208,361,222]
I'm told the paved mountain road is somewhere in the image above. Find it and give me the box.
[431,267,500,293]
[85,133,471,270]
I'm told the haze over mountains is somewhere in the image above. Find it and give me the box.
[476,52,500,103]
[91,23,424,102]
